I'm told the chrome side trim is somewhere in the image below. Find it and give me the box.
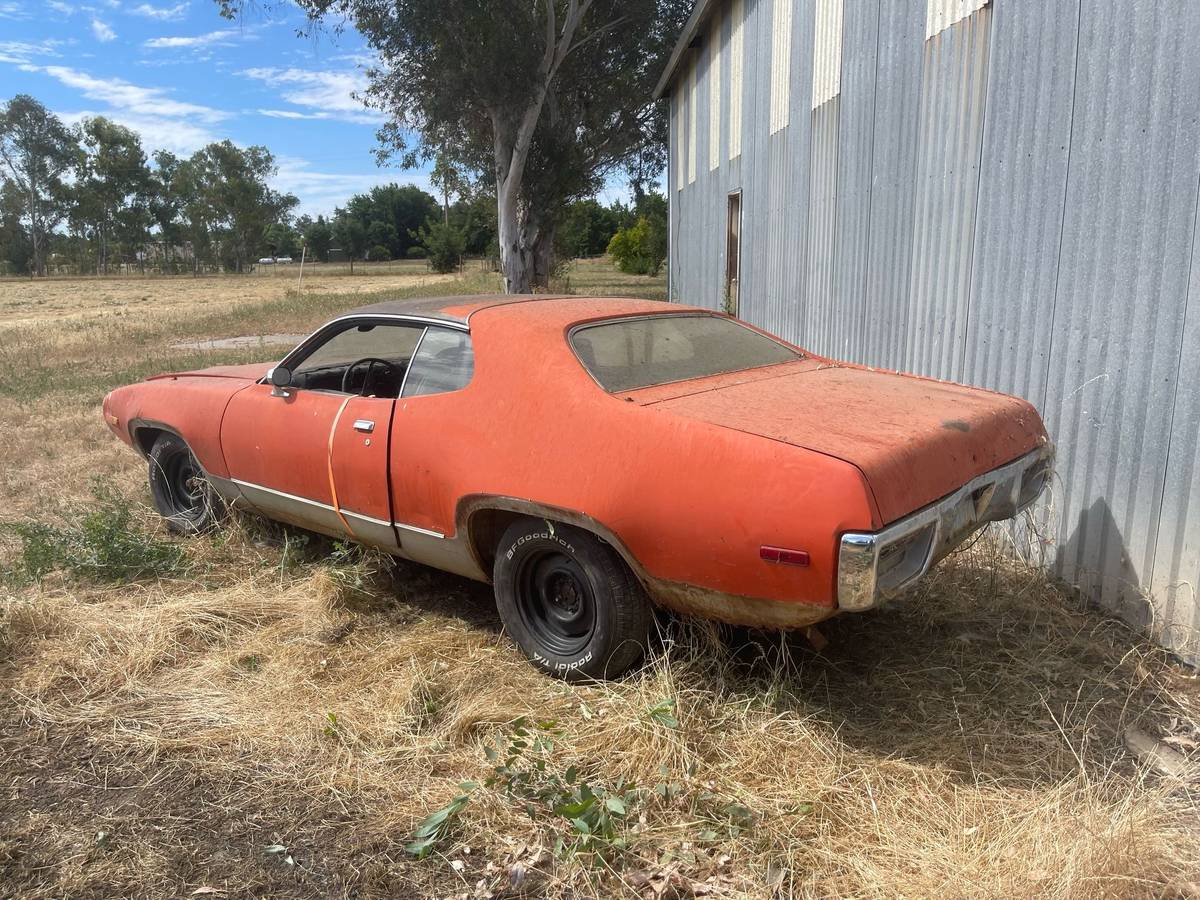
[230,477,438,537]
[836,444,1054,612]
[395,521,445,539]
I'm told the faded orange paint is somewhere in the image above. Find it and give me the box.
[103,295,1049,626]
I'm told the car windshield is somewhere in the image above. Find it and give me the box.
[570,314,801,392]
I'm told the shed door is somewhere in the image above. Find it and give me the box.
[725,191,742,317]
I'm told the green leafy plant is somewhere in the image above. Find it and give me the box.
[484,718,639,861]
[406,785,476,859]
[2,479,184,584]
[646,697,680,729]
[413,218,466,274]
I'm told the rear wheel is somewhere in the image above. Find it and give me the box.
[147,433,224,534]
[493,518,652,680]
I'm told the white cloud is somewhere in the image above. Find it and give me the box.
[0,39,63,64]
[91,18,117,42]
[0,2,31,18]
[129,2,187,19]
[242,66,382,125]
[45,0,75,15]
[20,64,229,123]
[272,156,433,218]
[58,108,217,156]
[144,29,241,49]
[18,61,228,155]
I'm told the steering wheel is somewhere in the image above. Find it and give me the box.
[341,357,396,396]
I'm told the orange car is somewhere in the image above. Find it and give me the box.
[103,295,1052,679]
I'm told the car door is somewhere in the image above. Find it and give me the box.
[220,319,424,549]
[386,326,478,569]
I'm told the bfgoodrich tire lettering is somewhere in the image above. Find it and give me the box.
[147,433,224,535]
[493,518,652,680]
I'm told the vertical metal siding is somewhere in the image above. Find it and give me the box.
[904,5,991,381]
[1042,0,1200,633]
[829,0,880,360]
[860,0,926,371]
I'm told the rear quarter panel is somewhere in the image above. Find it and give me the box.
[388,312,879,608]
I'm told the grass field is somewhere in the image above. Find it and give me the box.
[0,256,1196,898]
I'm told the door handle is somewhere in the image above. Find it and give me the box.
[352,419,375,433]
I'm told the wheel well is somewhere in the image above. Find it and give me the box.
[467,508,528,575]
[132,425,169,457]
[464,505,646,587]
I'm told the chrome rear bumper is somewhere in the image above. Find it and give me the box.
[836,444,1053,612]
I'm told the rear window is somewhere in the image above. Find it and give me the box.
[570,314,800,392]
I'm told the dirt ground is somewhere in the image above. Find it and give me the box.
[0,260,1197,898]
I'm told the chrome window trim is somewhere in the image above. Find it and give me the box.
[265,314,469,385]
[231,477,443,537]
[836,444,1054,612]
[566,312,803,393]
[397,326,429,398]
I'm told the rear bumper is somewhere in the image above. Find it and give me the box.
[836,444,1053,612]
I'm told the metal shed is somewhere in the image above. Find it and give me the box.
[656,0,1200,663]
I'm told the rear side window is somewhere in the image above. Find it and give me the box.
[570,314,800,392]
[402,327,474,397]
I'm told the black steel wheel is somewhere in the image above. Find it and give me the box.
[148,433,224,534]
[494,518,652,680]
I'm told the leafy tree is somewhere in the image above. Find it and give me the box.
[448,191,497,257]
[214,0,690,294]
[341,183,439,260]
[415,218,466,273]
[0,178,33,274]
[332,211,368,272]
[148,151,185,270]
[302,214,334,262]
[558,198,621,259]
[606,191,666,276]
[263,222,299,258]
[0,95,77,276]
[73,117,152,274]
[366,243,392,262]
[191,141,297,272]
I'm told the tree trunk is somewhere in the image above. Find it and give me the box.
[532,222,554,290]
[496,178,533,294]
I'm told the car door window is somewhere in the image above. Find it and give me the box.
[290,321,423,397]
[401,328,474,398]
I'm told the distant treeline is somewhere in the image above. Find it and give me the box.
[0,93,666,278]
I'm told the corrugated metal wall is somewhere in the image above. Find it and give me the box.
[667,0,1200,663]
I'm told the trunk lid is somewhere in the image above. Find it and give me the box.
[627,362,1048,524]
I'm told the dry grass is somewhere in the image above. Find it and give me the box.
[0,261,1197,899]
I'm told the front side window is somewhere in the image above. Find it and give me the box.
[401,327,474,398]
[570,314,800,392]
[290,321,423,397]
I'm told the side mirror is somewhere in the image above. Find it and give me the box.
[268,366,292,396]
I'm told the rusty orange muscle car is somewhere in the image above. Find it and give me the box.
[102,295,1052,679]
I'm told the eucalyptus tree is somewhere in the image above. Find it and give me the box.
[74,117,153,274]
[0,95,77,276]
[215,0,689,293]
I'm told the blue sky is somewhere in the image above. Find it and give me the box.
[0,0,441,217]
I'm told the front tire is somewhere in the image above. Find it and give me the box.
[493,518,652,680]
[147,433,224,535]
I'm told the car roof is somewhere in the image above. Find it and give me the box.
[344,294,706,327]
